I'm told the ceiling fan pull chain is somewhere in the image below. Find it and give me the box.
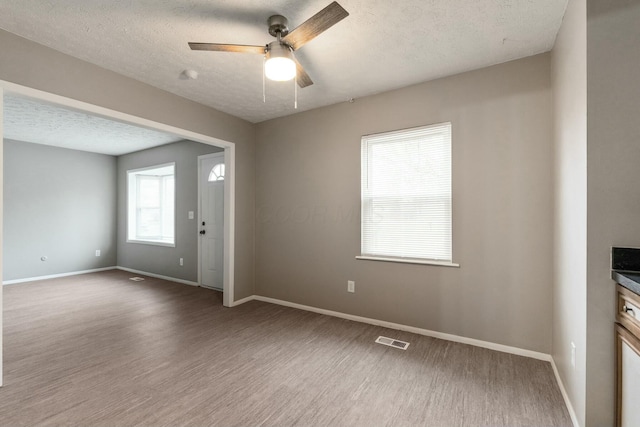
[262,55,266,103]
[294,74,298,109]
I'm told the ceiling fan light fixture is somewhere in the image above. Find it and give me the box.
[264,43,296,82]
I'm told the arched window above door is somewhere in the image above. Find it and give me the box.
[208,163,225,182]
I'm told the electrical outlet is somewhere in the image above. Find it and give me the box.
[179,258,184,266]
[188,211,194,220]
[571,342,576,369]
[95,249,101,257]
[347,280,355,293]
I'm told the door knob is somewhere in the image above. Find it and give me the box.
[199,230,206,235]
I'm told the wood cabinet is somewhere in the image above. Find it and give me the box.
[616,285,640,427]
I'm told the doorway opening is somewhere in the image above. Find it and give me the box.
[0,82,236,305]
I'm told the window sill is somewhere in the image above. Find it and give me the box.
[127,239,175,248]
[355,255,460,268]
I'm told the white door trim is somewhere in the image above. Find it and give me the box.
[0,81,237,314]
[197,152,226,291]
[0,86,4,387]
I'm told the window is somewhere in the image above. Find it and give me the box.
[208,163,225,181]
[359,122,454,265]
[127,163,175,246]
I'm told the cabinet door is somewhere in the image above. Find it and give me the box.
[618,285,640,338]
[617,324,640,427]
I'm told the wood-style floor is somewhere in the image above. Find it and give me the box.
[0,270,572,426]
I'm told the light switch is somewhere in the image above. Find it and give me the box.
[188,211,194,219]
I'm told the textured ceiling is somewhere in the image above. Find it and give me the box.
[3,95,182,155]
[0,0,568,123]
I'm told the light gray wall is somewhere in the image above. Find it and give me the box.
[255,54,554,353]
[0,29,256,300]
[3,140,117,280]
[117,140,221,281]
[586,1,640,425]
[551,0,587,424]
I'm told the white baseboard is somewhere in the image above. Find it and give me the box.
[231,295,256,307]
[3,267,117,285]
[116,266,198,287]
[251,295,551,361]
[3,266,199,288]
[201,285,223,292]
[550,357,580,427]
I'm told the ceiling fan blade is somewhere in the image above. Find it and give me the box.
[188,43,265,54]
[282,1,349,51]
[294,57,314,88]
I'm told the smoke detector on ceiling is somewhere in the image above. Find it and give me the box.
[180,69,199,80]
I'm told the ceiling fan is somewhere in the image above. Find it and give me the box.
[188,1,349,88]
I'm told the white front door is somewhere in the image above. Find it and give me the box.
[199,153,225,290]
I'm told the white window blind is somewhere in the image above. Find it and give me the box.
[361,122,452,262]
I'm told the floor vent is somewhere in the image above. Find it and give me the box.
[375,336,410,350]
[129,277,145,281]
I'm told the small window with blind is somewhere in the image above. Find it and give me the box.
[357,122,457,266]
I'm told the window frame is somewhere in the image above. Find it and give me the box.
[208,163,225,182]
[126,162,176,247]
[356,122,459,268]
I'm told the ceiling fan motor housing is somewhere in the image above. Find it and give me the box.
[268,15,289,37]
[266,41,293,58]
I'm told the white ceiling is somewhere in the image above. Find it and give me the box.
[0,0,568,124]
[3,95,183,155]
